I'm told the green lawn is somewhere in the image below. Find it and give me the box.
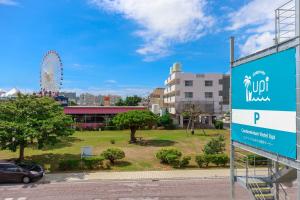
[0,129,229,172]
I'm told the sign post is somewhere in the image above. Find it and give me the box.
[230,36,235,200]
[296,0,300,199]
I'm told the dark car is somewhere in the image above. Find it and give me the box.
[0,162,44,184]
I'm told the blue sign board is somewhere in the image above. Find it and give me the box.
[232,48,297,159]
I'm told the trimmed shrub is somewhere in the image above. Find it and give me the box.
[210,154,229,167]
[195,155,205,167]
[82,156,105,169]
[104,126,118,130]
[179,156,191,168]
[156,148,182,164]
[195,154,212,168]
[166,154,180,167]
[196,154,229,168]
[156,148,190,168]
[203,135,225,155]
[110,139,116,144]
[214,120,224,129]
[101,148,125,164]
[59,159,81,171]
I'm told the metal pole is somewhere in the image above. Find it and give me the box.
[296,0,300,199]
[273,161,279,200]
[230,36,235,200]
[275,9,278,45]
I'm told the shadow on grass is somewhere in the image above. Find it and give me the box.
[114,161,132,167]
[139,139,176,147]
[38,137,82,151]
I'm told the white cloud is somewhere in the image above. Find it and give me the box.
[239,32,274,56]
[105,80,117,84]
[90,0,214,61]
[69,63,94,70]
[0,0,18,6]
[62,86,152,97]
[227,0,288,56]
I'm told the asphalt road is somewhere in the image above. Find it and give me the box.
[0,178,296,200]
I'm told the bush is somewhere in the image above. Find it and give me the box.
[179,156,191,168]
[156,148,182,164]
[101,148,125,164]
[82,156,105,169]
[196,154,229,168]
[214,120,224,129]
[104,126,118,130]
[203,135,226,155]
[210,154,229,167]
[195,154,211,168]
[156,148,190,168]
[110,139,116,144]
[59,159,81,171]
[158,112,174,129]
[166,154,180,167]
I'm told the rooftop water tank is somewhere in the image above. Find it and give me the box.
[172,62,182,73]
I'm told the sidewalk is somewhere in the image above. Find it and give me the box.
[43,169,231,183]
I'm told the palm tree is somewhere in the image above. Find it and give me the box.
[243,76,252,102]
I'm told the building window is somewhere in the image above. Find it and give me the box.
[205,80,213,86]
[219,91,222,96]
[185,80,193,86]
[205,92,213,98]
[185,92,193,98]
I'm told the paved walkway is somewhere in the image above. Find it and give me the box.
[43,169,231,183]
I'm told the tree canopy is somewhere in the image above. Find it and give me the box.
[115,95,142,106]
[0,95,74,160]
[158,111,174,129]
[113,110,157,143]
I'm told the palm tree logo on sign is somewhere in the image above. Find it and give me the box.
[243,71,270,102]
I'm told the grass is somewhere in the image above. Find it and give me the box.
[0,129,229,172]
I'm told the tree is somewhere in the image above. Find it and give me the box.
[113,110,157,143]
[203,135,225,155]
[115,99,125,106]
[101,148,125,164]
[124,95,142,106]
[115,96,142,106]
[158,111,174,129]
[0,95,74,161]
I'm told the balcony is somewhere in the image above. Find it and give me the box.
[164,85,176,95]
[164,73,176,85]
[163,96,176,104]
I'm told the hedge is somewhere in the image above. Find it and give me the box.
[195,154,229,168]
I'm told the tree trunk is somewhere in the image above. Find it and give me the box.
[130,127,137,143]
[19,144,25,161]
[191,117,195,135]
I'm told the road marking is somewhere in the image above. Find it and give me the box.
[3,197,27,200]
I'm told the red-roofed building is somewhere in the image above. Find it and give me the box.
[64,106,147,130]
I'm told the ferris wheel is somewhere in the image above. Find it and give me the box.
[40,50,63,96]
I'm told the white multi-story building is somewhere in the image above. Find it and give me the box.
[163,63,230,126]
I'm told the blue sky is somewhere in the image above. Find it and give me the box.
[0,0,288,96]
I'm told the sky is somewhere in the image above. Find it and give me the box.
[0,0,289,96]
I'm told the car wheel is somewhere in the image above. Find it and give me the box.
[22,176,31,184]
